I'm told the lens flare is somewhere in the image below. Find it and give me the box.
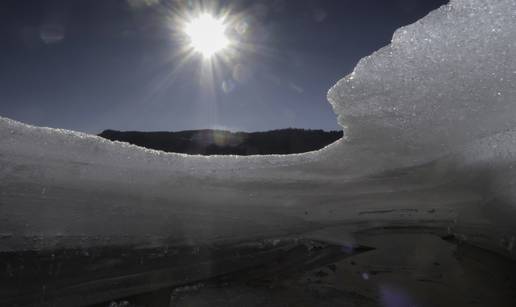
[184,14,230,58]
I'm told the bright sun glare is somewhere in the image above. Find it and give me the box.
[184,14,230,58]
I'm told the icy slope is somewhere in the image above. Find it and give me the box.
[0,0,515,257]
[328,0,516,158]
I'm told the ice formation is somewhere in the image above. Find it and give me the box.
[0,0,515,261]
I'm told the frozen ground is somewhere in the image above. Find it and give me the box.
[90,231,516,307]
[1,0,515,305]
[169,232,516,307]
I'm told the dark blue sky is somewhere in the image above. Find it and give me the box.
[0,0,447,133]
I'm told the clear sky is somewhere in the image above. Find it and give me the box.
[0,0,447,133]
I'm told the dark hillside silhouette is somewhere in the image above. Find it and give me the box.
[99,129,343,155]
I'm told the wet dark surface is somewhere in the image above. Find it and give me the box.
[93,233,516,307]
[2,231,516,307]
[0,237,368,307]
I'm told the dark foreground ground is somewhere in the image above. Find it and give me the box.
[2,228,515,307]
[94,232,516,307]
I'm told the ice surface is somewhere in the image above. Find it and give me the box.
[329,0,516,159]
[0,0,515,259]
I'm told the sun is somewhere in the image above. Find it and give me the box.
[184,14,230,58]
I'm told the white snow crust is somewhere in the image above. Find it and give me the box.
[0,0,515,257]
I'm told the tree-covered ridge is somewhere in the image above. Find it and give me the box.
[99,128,343,155]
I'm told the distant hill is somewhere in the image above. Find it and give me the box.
[99,128,343,155]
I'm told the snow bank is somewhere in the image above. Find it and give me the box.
[1,0,515,256]
[329,0,516,159]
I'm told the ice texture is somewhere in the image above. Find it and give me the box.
[329,0,516,159]
[1,0,516,258]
